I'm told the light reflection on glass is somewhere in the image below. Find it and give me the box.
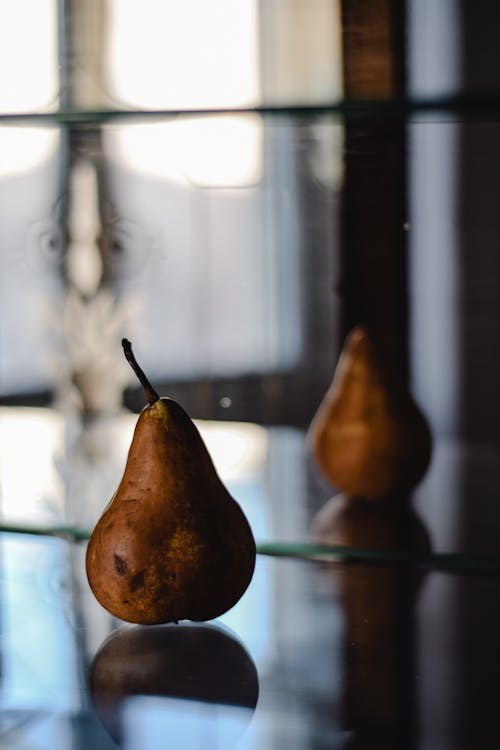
[0,535,80,750]
[123,696,255,750]
[0,536,79,710]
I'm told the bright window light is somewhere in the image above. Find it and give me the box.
[0,0,58,113]
[0,407,267,524]
[106,0,259,110]
[196,420,267,482]
[0,0,58,175]
[0,126,59,177]
[105,115,262,188]
[105,0,261,187]
[0,408,65,523]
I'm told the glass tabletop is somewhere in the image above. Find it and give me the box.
[2,519,500,750]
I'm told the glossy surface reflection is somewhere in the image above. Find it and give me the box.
[90,622,259,746]
[311,494,430,749]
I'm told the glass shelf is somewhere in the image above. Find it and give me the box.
[3,523,500,577]
[3,93,500,125]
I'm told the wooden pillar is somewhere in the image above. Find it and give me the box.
[334,3,418,744]
[339,0,408,379]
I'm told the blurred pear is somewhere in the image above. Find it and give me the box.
[308,327,432,499]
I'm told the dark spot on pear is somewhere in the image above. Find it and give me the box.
[114,555,128,576]
[130,570,145,591]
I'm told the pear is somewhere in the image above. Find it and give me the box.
[85,339,256,625]
[308,327,432,499]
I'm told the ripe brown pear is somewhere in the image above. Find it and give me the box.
[86,339,256,625]
[308,327,432,499]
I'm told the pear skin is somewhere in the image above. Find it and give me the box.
[86,341,256,625]
[308,327,432,499]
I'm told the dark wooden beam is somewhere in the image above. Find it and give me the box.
[339,0,408,378]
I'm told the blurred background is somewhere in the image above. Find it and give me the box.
[0,0,343,531]
[1,1,500,748]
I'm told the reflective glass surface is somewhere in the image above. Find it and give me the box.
[2,496,500,749]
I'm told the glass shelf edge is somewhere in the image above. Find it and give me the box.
[1,522,499,576]
[2,94,500,125]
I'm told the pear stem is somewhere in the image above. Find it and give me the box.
[122,338,160,405]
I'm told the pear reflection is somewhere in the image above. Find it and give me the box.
[89,622,259,746]
[311,494,431,749]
